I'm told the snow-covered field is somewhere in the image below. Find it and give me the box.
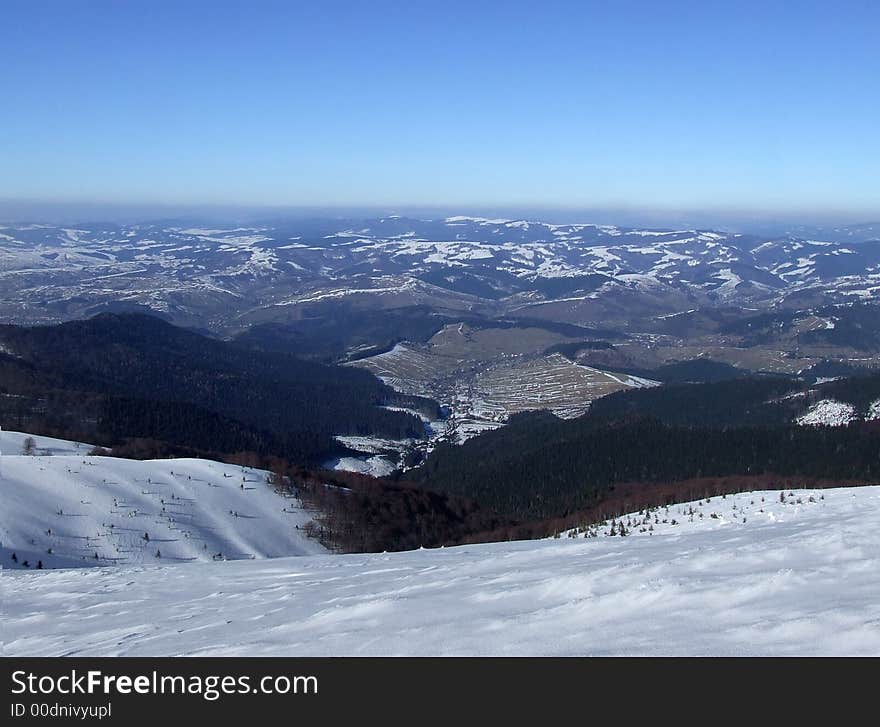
[4,485,880,656]
[791,397,880,427]
[559,486,850,539]
[0,432,325,571]
[0,430,91,457]
[322,454,397,477]
[796,399,857,426]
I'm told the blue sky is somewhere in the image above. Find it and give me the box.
[2,1,879,217]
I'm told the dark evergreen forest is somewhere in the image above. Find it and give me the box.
[0,313,431,463]
[408,377,880,521]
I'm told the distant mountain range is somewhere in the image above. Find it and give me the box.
[2,216,878,332]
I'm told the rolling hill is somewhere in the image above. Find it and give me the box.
[0,430,326,571]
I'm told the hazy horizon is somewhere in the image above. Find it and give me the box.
[1,197,878,236]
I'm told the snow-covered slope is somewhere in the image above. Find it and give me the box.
[4,486,880,656]
[3,217,879,329]
[795,399,858,426]
[559,487,845,538]
[0,430,91,457]
[323,454,398,478]
[0,432,325,570]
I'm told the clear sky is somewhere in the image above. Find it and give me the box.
[3,1,879,218]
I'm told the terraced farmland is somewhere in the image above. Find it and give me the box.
[353,324,656,422]
[472,354,655,419]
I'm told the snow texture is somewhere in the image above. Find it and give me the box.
[795,399,857,426]
[0,430,91,457]
[4,485,880,656]
[0,432,325,571]
[322,455,397,478]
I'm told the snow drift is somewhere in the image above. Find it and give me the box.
[4,485,880,656]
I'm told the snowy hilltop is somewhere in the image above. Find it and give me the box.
[4,483,880,656]
[0,430,325,571]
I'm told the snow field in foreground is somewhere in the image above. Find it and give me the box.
[4,485,880,656]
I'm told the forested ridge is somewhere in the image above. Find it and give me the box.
[409,370,880,523]
[587,376,805,426]
[721,301,880,350]
[588,370,880,426]
[269,464,506,553]
[233,304,452,362]
[233,304,623,363]
[409,414,880,520]
[0,313,430,463]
